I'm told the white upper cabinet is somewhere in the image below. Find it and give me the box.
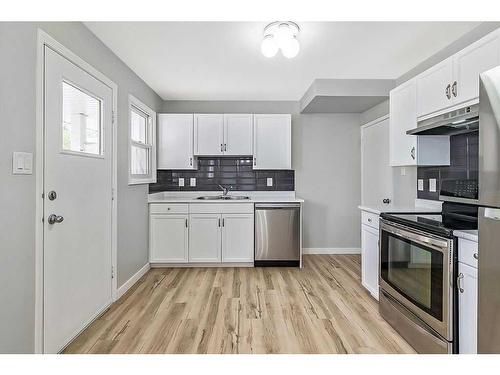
[416,29,500,118]
[223,114,253,155]
[194,114,224,155]
[157,114,196,170]
[453,30,500,107]
[416,57,454,118]
[390,79,418,166]
[253,114,292,170]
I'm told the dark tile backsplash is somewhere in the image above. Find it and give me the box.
[149,156,294,193]
[417,132,478,200]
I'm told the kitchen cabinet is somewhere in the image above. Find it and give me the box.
[253,114,291,170]
[416,29,500,118]
[458,261,478,354]
[193,114,253,156]
[390,79,450,166]
[453,30,500,107]
[189,213,222,262]
[416,58,454,118]
[194,114,224,156]
[224,114,253,155]
[222,214,254,262]
[361,210,380,300]
[157,114,196,170]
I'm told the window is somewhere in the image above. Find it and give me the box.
[129,95,156,184]
[62,81,103,156]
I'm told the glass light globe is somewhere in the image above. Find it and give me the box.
[281,36,300,58]
[275,24,294,49]
[261,35,278,58]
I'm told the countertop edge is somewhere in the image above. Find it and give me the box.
[454,230,479,242]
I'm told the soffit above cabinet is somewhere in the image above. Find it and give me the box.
[300,79,395,113]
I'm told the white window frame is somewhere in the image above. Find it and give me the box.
[128,95,157,185]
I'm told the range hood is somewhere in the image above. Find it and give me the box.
[406,104,479,136]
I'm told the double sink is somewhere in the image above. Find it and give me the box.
[196,195,250,200]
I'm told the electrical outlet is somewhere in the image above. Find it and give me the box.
[429,178,437,193]
[178,178,185,187]
[190,178,196,187]
[418,179,424,191]
[267,177,273,187]
[400,167,406,176]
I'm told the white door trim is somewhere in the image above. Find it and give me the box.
[34,29,118,354]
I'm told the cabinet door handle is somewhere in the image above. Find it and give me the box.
[410,146,416,160]
[185,218,188,228]
[222,218,225,227]
[220,143,223,153]
[218,218,221,227]
[224,143,227,152]
[367,218,372,223]
[452,81,457,97]
[445,83,451,99]
[253,158,256,166]
[189,157,193,166]
[473,253,478,260]
[457,273,464,293]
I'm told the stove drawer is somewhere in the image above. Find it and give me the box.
[362,211,379,229]
[458,238,478,268]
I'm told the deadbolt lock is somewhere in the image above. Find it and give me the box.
[48,191,57,201]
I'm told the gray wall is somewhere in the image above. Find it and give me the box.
[163,101,362,250]
[0,22,162,353]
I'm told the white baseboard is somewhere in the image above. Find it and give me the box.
[116,263,150,300]
[303,247,361,255]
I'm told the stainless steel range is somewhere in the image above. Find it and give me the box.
[379,202,478,354]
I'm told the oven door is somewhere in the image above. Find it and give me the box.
[379,220,454,340]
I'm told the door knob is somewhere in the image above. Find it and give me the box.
[47,214,64,224]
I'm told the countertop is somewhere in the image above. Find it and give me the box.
[454,230,479,242]
[148,191,304,204]
[358,200,442,215]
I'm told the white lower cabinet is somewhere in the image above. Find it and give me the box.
[149,203,254,265]
[149,214,189,263]
[189,214,222,262]
[458,261,478,354]
[222,214,254,262]
[361,223,379,300]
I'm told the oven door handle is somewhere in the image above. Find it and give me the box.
[380,221,451,253]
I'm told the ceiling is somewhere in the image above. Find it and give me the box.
[85,22,481,101]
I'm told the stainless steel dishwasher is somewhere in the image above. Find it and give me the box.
[254,203,301,267]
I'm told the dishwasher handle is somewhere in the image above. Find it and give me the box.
[255,203,301,209]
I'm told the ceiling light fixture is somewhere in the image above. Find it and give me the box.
[261,21,300,59]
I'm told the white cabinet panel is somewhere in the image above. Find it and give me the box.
[157,114,195,169]
[222,214,254,262]
[149,214,188,263]
[194,114,224,156]
[223,114,253,155]
[458,262,478,354]
[253,114,291,170]
[390,79,418,166]
[361,223,379,300]
[189,214,222,262]
[453,30,500,106]
[416,57,453,118]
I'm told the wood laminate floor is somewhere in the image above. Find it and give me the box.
[63,255,415,354]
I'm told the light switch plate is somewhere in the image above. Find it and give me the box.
[429,178,437,193]
[12,152,33,175]
[178,178,185,187]
[400,167,406,176]
[190,178,196,187]
[418,179,424,191]
[267,177,273,187]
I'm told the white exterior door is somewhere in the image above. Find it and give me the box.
[194,114,224,155]
[43,46,113,353]
[223,114,253,155]
[361,224,379,300]
[189,214,222,262]
[253,114,291,169]
[362,118,393,205]
[222,214,254,262]
[149,214,189,263]
[458,262,478,354]
[416,57,453,117]
[157,114,195,169]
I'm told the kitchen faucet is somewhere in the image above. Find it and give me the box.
[218,184,232,196]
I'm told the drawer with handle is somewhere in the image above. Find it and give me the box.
[458,238,478,268]
[362,211,380,230]
[150,203,189,214]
